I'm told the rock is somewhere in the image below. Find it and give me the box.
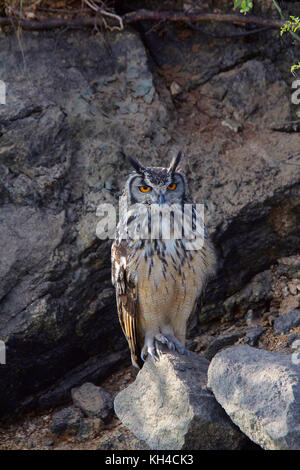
[245,309,255,325]
[77,417,103,441]
[37,351,126,411]
[44,438,54,447]
[210,60,290,128]
[223,271,273,321]
[221,119,242,133]
[0,27,169,417]
[245,326,266,346]
[288,281,298,296]
[50,407,83,437]
[141,22,271,88]
[71,382,114,421]
[97,425,150,450]
[204,333,243,360]
[170,81,182,96]
[277,256,300,279]
[114,349,254,450]
[273,310,300,335]
[1,16,300,419]
[287,333,300,348]
[207,345,300,450]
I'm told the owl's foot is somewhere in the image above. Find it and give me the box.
[155,333,176,352]
[140,333,190,363]
[140,333,174,363]
[164,334,191,356]
[140,341,159,363]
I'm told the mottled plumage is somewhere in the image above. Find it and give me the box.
[111,151,217,368]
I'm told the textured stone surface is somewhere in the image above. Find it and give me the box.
[96,424,150,450]
[0,28,169,417]
[222,270,273,322]
[37,351,127,411]
[274,310,300,335]
[114,349,254,450]
[245,326,266,346]
[207,345,300,450]
[204,333,243,360]
[71,382,114,421]
[77,417,103,441]
[0,17,300,418]
[50,407,83,437]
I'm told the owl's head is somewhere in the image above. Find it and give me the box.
[121,151,188,205]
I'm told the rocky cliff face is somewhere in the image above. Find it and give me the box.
[0,19,299,417]
[0,29,170,416]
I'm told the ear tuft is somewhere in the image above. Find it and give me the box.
[119,150,145,174]
[168,150,183,174]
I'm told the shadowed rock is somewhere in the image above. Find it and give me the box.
[50,406,83,437]
[71,382,114,421]
[114,349,256,450]
[273,310,300,335]
[208,345,300,450]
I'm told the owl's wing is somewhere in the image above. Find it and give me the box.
[111,240,142,368]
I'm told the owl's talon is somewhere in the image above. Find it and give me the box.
[149,349,159,362]
[154,333,175,352]
[141,342,159,362]
[165,334,190,356]
[142,333,190,363]
[140,351,146,362]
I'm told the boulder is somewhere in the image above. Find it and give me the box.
[245,326,266,346]
[273,310,300,335]
[50,404,103,440]
[204,333,243,360]
[207,345,300,450]
[50,406,83,437]
[114,349,255,450]
[71,382,114,421]
[77,417,103,441]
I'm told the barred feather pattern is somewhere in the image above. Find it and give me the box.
[111,161,217,368]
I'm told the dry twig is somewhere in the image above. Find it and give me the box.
[83,0,123,31]
[0,9,284,32]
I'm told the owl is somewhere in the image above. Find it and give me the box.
[111,151,217,368]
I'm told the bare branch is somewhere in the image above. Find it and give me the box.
[83,0,123,31]
[0,9,284,32]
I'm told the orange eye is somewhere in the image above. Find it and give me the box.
[139,185,152,193]
[168,183,177,190]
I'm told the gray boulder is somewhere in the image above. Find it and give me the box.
[273,310,300,335]
[114,349,254,450]
[71,382,114,421]
[50,406,83,437]
[77,417,103,441]
[50,404,103,440]
[204,332,243,360]
[207,345,300,450]
[245,326,266,346]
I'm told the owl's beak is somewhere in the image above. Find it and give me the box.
[158,193,165,205]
